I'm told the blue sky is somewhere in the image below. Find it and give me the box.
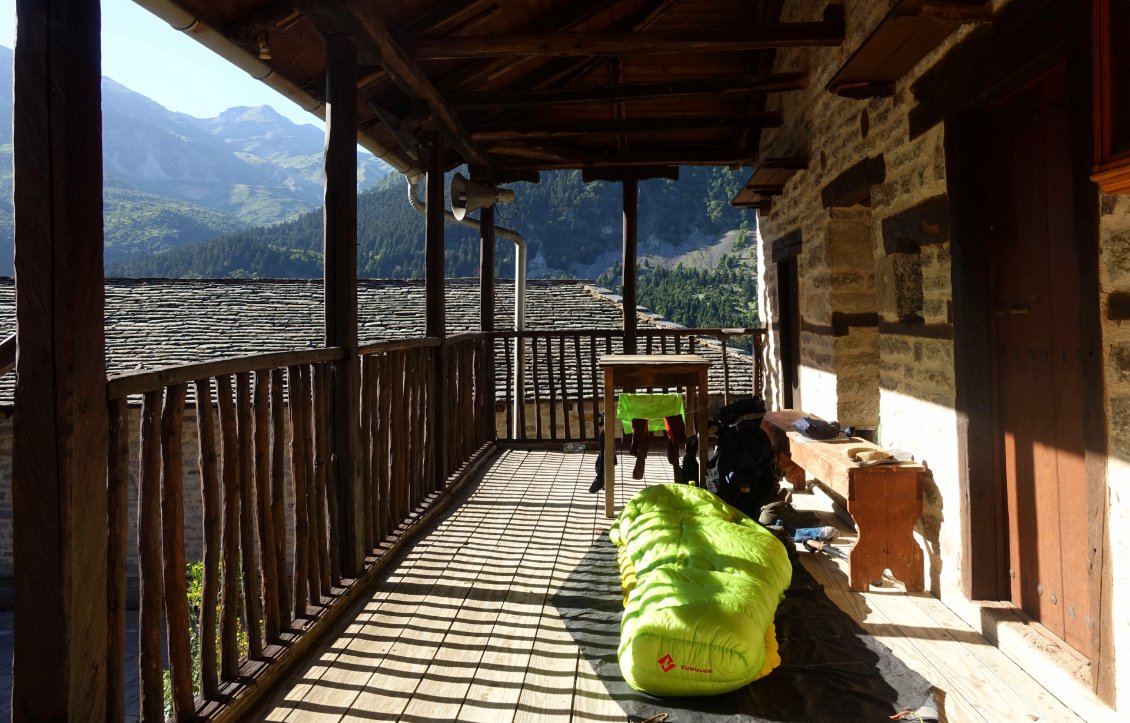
[0,0,320,127]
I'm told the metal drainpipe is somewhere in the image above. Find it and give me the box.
[407,174,527,428]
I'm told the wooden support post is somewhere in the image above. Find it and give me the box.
[11,0,109,718]
[425,139,448,489]
[622,178,639,354]
[324,33,365,576]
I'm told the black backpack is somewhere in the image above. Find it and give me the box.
[714,418,778,518]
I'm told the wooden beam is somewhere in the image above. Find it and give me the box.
[12,0,108,718]
[582,166,679,183]
[392,0,500,43]
[474,0,682,96]
[622,178,639,354]
[496,149,760,170]
[320,0,490,167]
[424,140,448,490]
[448,72,807,109]
[821,155,886,207]
[323,33,364,576]
[409,22,846,60]
[470,113,783,141]
[435,0,635,94]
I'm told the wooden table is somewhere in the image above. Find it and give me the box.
[600,354,711,518]
[763,410,925,592]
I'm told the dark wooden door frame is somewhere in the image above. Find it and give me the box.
[943,0,1112,702]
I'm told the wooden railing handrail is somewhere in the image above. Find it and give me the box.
[489,326,767,340]
[357,337,441,355]
[0,333,15,377]
[107,347,347,399]
[442,332,492,346]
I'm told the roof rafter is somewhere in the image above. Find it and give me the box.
[447,72,808,110]
[471,114,784,141]
[433,0,630,95]
[408,22,846,60]
[309,0,490,168]
[495,148,761,170]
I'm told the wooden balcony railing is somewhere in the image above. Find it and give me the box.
[96,326,762,720]
[494,327,767,442]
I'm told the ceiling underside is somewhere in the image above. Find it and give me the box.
[161,0,846,178]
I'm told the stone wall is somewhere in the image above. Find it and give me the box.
[1100,191,1130,711]
[758,0,962,592]
[755,0,1130,711]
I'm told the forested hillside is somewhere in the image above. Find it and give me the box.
[110,166,752,281]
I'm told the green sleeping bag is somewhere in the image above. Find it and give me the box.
[609,484,792,696]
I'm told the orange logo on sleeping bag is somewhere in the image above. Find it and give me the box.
[657,654,676,672]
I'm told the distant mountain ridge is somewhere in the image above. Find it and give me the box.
[0,44,390,272]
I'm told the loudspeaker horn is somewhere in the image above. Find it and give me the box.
[451,172,516,221]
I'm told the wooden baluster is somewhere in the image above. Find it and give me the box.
[270,368,290,626]
[547,337,559,440]
[216,375,242,676]
[236,373,264,659]
[428,346,436,487]
[285,365,309,620]
[589,335,599,440]
[559,335,572,441]
[389,352,405,524]
[360,356,375,551]
[312,363,334,592]
[720,334,732,406]
[377,354,390,536]
[431,346,441,486]
[193,378,222,697]
[161,384,194,720]
[299,365,321,607]
[531,336,543,438]
[404,350,417,508]
[107,398,130,723]
[504,335,514,438]
[754,332,766,399]
[646,334,654,354]
[570,334,584,440]
[373,355,387,543]
[518,334,528,439]
[462,343,474,461]
[479,339,491,447]
[415,349,426,502]
[378,354,392,539]
[138,390,164,722]
[398,350,411,520]
[254,370,280,644]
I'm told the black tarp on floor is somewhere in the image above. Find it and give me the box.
[555,540,938,723]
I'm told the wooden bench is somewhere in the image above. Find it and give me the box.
[761,410,925,592]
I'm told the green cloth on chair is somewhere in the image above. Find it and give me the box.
[616,393,685,434]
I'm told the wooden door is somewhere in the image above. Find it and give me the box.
[986,64,1091,657]
[777,258,800,409]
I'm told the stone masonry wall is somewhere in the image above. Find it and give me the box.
[1100,191,1130,711]
[757,0,1130,709]
[758,0,965,600]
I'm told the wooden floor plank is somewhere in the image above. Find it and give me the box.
[259,450,1106,722]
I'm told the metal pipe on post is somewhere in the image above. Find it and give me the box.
[479,205,496,443]
[405,174,526,439]
[424,140,448,488]
[323,33,363,575]
[622,178,639,355]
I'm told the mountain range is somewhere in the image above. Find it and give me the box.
[0,44,390,273]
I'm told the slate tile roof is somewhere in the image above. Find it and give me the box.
[0,278,757,407]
